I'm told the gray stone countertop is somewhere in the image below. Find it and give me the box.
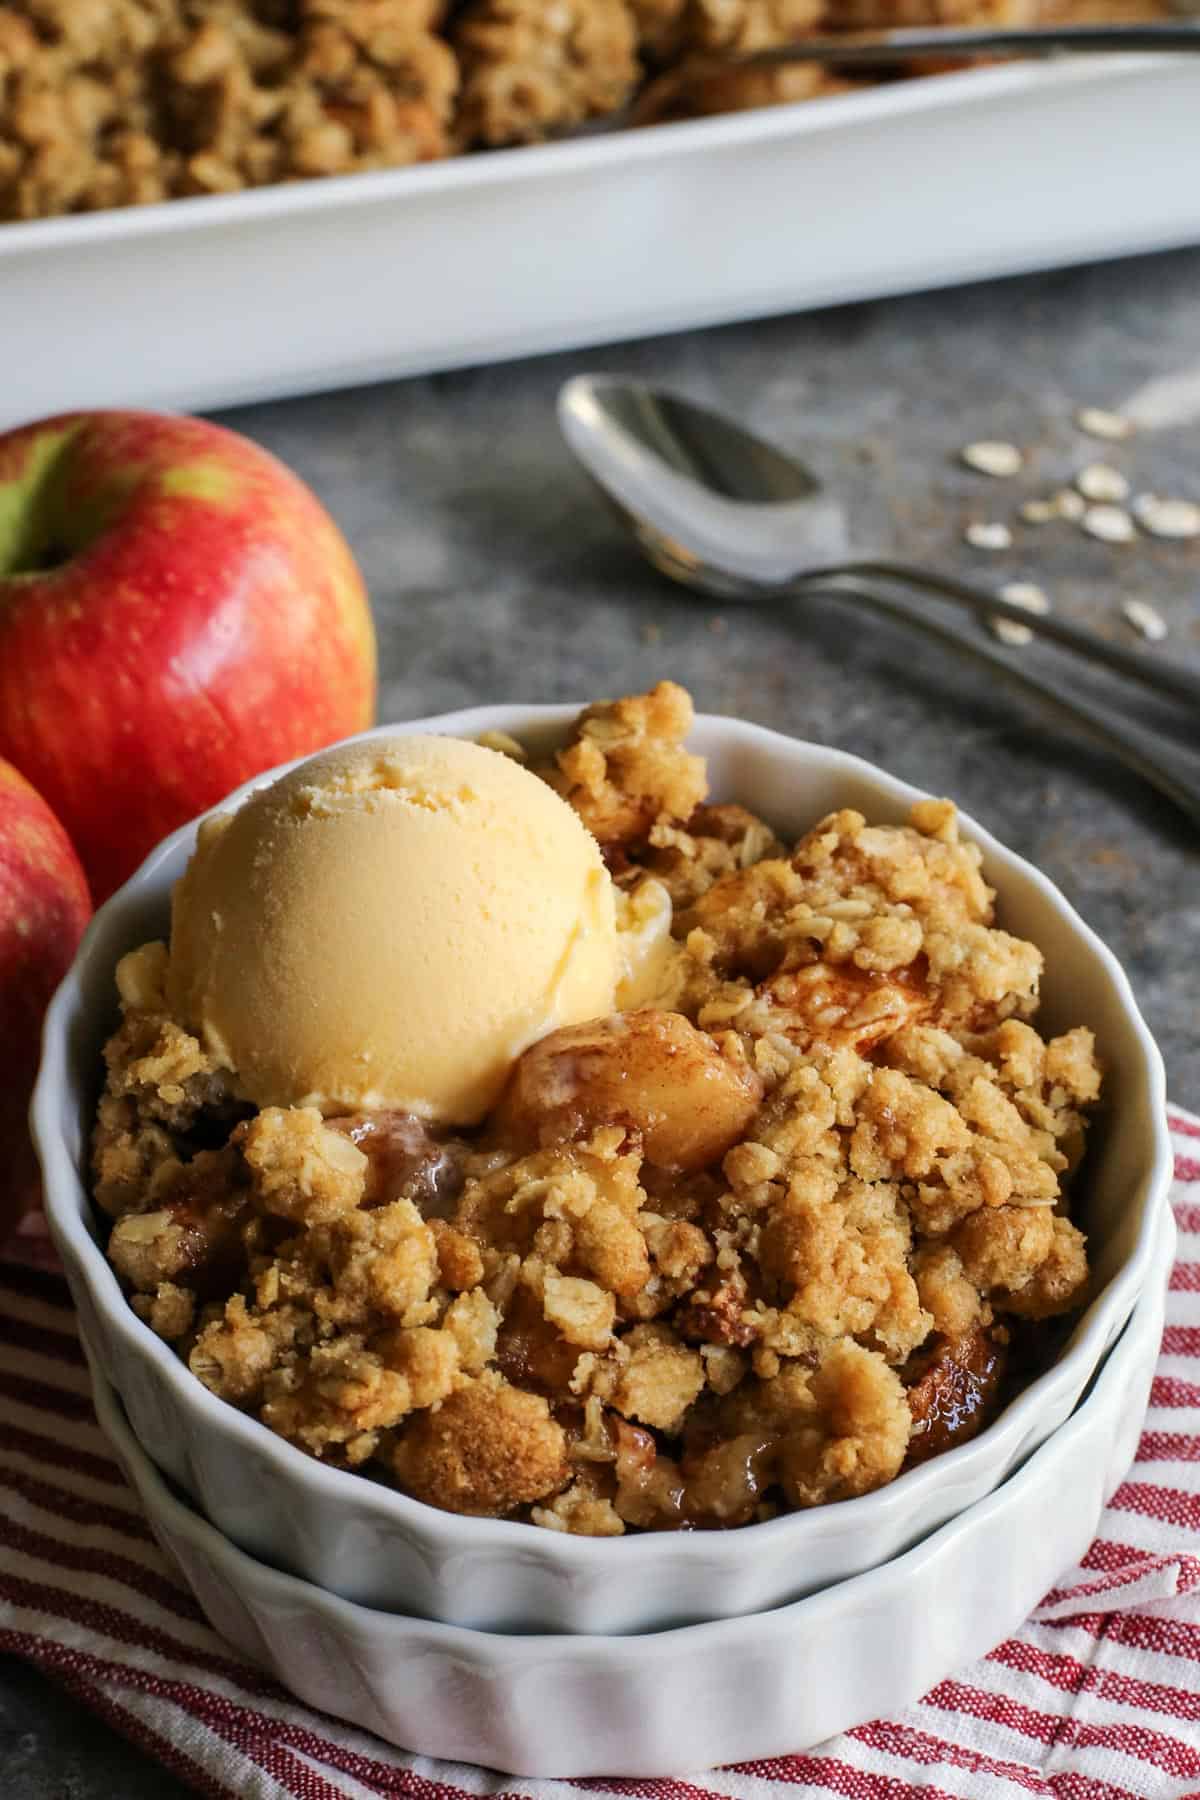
[4,244,1198,1796]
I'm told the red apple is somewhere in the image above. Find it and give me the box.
[0,411,376,902]
[0,758,91,1238]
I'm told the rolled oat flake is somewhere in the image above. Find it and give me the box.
[1075,406,1135,441]
[990,581,1049,646]
[991,618,1033,646]
[965,521,1013,551]
[1000,581,1050,614]
[1076,464,1131,505]
[1122,598,1169,642]
[1132,494,1200,541]
[961,441,1024,478]
[1082,504,1136,545]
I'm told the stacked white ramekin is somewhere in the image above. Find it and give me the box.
[34,708,1174,1776]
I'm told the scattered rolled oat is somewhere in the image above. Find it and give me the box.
[1075,406,1134,442]
[1081,504,1136,545]
[990,581,1049,647]
[1000,581,1050,614]
[991,618,1033,646]
[1132,494,1200,541]
[965,522,1013,551]
[1121,598,1169,642]
[1020,498,1058,524]
[961,441,1024,478]
[1053,489,1086,523]
[1076,464,1131,505]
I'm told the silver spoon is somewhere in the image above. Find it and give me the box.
[640,20,1200,78]
[558,374,1200,826]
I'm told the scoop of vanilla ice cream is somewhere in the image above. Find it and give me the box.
[166,734,620,1124]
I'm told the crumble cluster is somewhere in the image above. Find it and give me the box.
[95,680,1099,1533]
[0,0,458,220]
[3,0,1142,219]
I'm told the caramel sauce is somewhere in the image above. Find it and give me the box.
[495,1290,581,1396]
[329,1110,467,1218]
[903,1325,1008,1466]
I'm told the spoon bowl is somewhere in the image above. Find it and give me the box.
[558,374,852,583]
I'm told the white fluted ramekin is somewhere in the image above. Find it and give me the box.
[36,707,1172,1634]
[89,1201,1174,1776]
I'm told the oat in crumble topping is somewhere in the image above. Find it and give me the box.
[93,679,1099,1532]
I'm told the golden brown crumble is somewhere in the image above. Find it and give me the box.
[536,680,708,857]
[450,0,640,146]
[663,0,826,55]
[94,681,1100,1534]
[390,1372,569,1513]
[0,0,457,221]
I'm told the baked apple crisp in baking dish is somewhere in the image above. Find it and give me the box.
[93,682,1099,1534]
[2,0,1172,222]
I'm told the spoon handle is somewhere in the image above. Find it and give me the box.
[798,579,1200,828]
[727,21,1200,66]
[807,558,1200,711]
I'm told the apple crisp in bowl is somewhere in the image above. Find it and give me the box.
[36,688,1170,1632]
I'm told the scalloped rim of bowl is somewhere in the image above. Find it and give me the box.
[34,704,1172,1594]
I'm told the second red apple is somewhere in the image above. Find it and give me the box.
[0,759,91,1237]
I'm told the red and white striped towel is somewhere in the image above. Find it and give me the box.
[3,1112,1200,1800]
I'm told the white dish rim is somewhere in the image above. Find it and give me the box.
[34,702,1172,1589]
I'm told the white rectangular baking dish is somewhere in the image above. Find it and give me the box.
[4,54,1198,423]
